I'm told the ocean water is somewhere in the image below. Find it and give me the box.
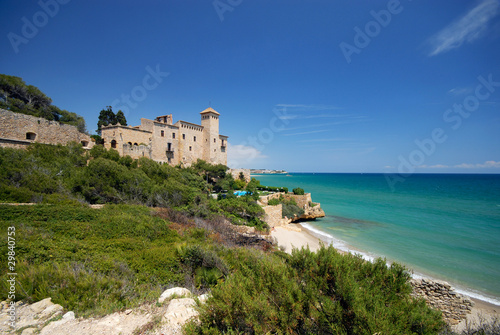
[253,173,500,305]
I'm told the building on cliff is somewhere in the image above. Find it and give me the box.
[100,107,228,166]
[0,108,94,150]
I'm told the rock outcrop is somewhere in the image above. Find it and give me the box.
[410,278,474,325]
[0,287,206,335]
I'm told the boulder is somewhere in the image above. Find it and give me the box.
[158,287,192,304]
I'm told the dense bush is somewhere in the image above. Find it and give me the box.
[187,246,445,334]
[293,187,305,195]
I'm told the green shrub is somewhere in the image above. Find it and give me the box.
[187,246,445,334]
[267,198,280,206]
[292,187,305,195]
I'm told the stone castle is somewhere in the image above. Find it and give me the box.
[0,109,94,150]
[101,107,228,166]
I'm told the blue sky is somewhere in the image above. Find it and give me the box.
[1,0,499,173]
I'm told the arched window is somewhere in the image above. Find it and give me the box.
[81,141,88,147]
[26,132,36,140]
[111,140,117,148]
[128,142,132,146]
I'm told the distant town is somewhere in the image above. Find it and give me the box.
[250,169,288,174]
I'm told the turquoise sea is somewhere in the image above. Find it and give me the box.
[253,173,500,305]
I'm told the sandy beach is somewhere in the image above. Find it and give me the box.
[271,223,500,330]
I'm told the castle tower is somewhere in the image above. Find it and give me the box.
[200,107,220,163]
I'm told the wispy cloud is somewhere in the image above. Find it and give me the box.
[276,104,341,111]
[281,129,329,136]
[418,161,500,169]
[426,0,500,56]
[297,138,351,143]
[448,87,473,96]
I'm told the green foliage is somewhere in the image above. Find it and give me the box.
[97,106,127,134]
[188,246,445,335]
[231,179,246,190]
[292,187,305,195]
[0,74,87,132]
[0,204,186,316]
[267,198,280,206]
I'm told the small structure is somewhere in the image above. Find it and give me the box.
[101,107,228,166]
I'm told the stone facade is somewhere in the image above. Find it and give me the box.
[0,109,94,150]
[101,107,228,166]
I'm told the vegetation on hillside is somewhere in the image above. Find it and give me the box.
[0,143,267,230]
[0,74,87,133]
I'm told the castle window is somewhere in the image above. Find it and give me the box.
[161,130,164,137]
[182,134,185,140]
[194,136,196,142]
[213,138,216,143]
[81,141,88,147]
[134,143,138,146]
[128,142,132,146]
[167,143,172,151]
[189,146,192,151]
[26,132,36,140]
[111,140,117,149]
[172,133,175,139]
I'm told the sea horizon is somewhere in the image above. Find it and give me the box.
[252,172,500,306]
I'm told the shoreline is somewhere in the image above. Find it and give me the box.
[271,222,500,323]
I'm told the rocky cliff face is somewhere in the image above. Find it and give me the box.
[296,202,326,221]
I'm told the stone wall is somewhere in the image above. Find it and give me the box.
[410,278,474,325]
[262,204,288,228]
[286,193,313,209]
[0,109,94,150]
[229,169,251,183]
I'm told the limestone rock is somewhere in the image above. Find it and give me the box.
[163,298,199,330]
[158,287,192,304]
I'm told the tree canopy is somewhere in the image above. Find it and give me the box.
[97,106,127,134]
[0,74,87,133]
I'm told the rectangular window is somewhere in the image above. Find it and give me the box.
[161,130,164,137]
[189,146,192,151]
[173,133,175,139]
[194,136,196,142]
[182,134,185,140]
[167,143,172,151]
[213,138,216,143]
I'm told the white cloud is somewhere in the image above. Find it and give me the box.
[455,160,500,168]
[419,161,500,169]
[227,143,267,168]
[427,0,500,56]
